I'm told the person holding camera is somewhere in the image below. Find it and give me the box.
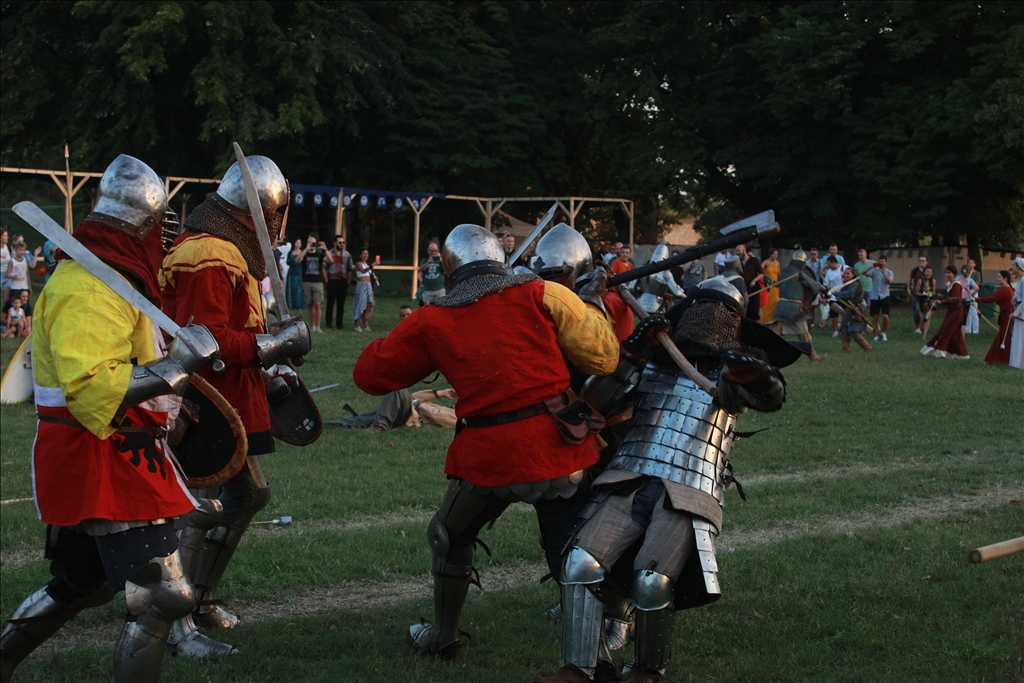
[419,241,445,305]
[296,233,328,332]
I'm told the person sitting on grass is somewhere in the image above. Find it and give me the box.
[0,290,31,337]
[1,292,29,337]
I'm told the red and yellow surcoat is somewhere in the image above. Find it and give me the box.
[160,233,272,449]
[354,280,620,486]
[31,261,195,526]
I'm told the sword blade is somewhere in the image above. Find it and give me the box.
[508,203,558,266]
[12,202,182,337]
[232,143,289,321]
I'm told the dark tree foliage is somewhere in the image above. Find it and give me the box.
[2,1,1021,249]
[588,1,1024,249]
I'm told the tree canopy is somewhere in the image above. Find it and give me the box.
[2,0,1021,250]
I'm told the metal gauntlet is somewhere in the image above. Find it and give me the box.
[580,354,645,414]
[255,320,311,369]
[121,324,221,407]
[577,268,608,315]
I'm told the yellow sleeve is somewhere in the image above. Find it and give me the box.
[542,281,620,376]
[36,263,146,438]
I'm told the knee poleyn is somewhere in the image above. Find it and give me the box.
[124,552,195,621]
[630,569,675,611]
[562,546,605,585]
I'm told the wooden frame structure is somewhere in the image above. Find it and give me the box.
[1,164,221,232]
[336,192,634,299]
[3,165,633,300]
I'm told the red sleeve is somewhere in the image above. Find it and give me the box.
[353,310,435,395]
[977,287,1011,305]
[604,290,635,342]
[172,266,260,368]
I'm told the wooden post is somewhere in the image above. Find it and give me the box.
[335,190,344,237]
[63,144,73,232]
[485,199,492,231]
[410,197,433,300]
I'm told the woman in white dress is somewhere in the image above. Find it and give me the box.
[1010,257,1024,370]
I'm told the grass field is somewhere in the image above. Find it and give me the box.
[1,295,1021,683]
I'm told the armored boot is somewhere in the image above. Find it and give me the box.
[113,551,195,683]
[1,584,113,683]
[166,613,238,659]
[168,497,237,656]
[192,458,270,629]
[407,561,472,659]
[856,338,872,353]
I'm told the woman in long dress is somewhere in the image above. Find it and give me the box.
[352,247,377,332]
[286,238,306,311]
[920,264,969,359]
[761,248,781,323]
[1010,257,1024,370]
[975,270,1014,365]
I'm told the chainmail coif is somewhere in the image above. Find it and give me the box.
[672,300,768,361]
[434,272,539,308]
[184,198,268,279]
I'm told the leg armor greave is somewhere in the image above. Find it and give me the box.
[408,514,473,658]
[1,584,113,683]
[193,456,270,629]
[630,569,677,673]
[113,551,195,683]
[559,547,606,670]
[633,608,675,672]
[177,497,224,581]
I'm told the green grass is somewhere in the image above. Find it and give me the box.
[1,297,1021,682]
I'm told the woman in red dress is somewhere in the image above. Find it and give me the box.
[920,264,969,359]
[975,269,1015,364]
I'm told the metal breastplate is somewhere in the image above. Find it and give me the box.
[609,364,736,506]
[644,276,668,297]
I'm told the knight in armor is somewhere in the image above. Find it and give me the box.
[635,245,685,314]
[353,224,620,659]
[160,155,311,656]
[535,277,802,683]
[0,156,222,683]
[767,249,828,362]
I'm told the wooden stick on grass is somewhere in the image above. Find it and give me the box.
[968,536,1024,564]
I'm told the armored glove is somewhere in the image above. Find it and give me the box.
[622,314,671,359]
[717,350,786,414]
[577,267,608,314]
[255,320,312,369]
[121,324,222,407]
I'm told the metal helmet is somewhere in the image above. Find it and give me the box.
[216,156,289,214]
[442,224,509,287]
[689,275,744,314]
[91,154,168,234]
[530,223,593,284]
[649,244,671,264]
[790,249,808,265]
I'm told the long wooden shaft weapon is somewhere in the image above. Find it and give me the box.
[831,297,882,336]
[747,270,801,298]
[617,286,718,397]
[606,221,780,288]
[968,536,1024,563]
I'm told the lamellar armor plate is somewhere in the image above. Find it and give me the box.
[608,364,736,507]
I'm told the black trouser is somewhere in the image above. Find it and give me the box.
[325,278,349,328]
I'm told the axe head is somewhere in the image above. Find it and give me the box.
[720,210,776,236]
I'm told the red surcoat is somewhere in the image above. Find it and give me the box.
[160,233,272,446]
[354,279,619,486]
